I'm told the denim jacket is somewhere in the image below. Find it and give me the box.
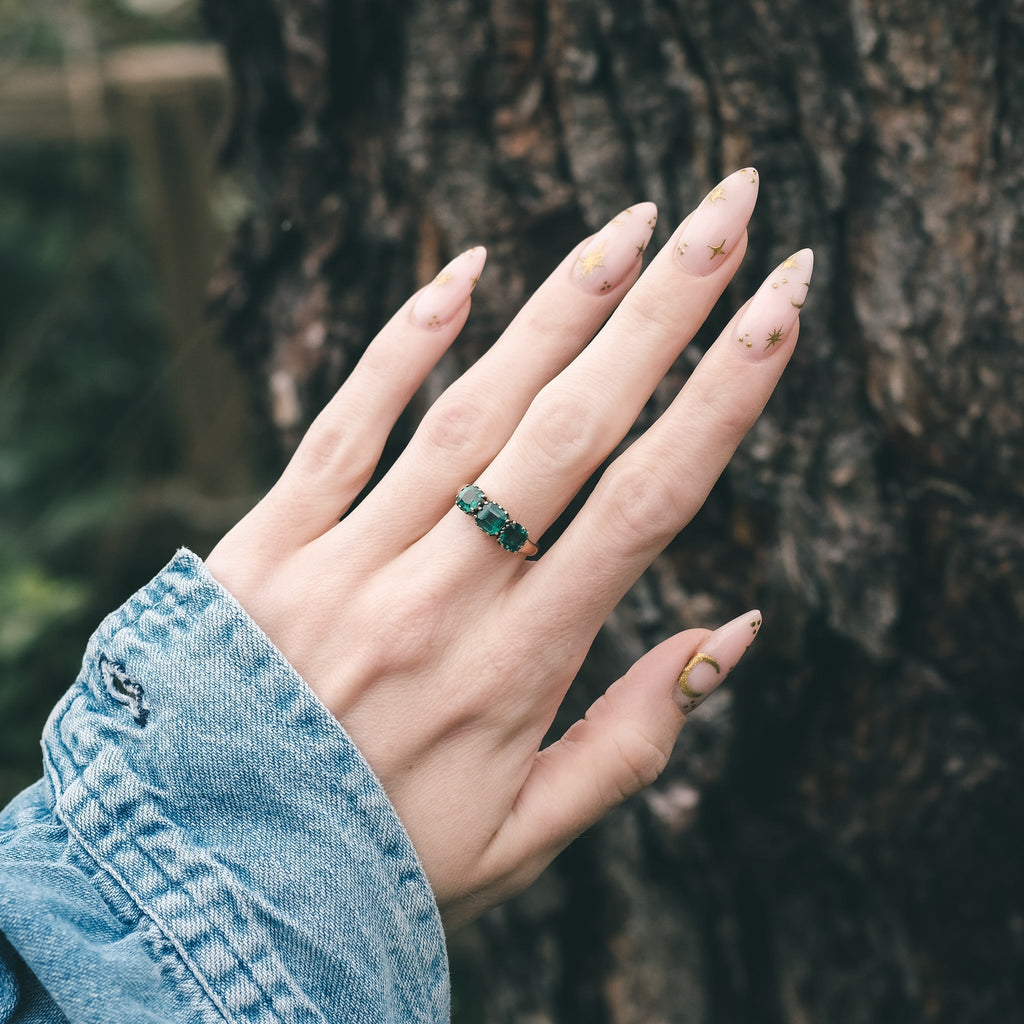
[0,551,449,1023]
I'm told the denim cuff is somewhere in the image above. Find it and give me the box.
[1,550,449,1023]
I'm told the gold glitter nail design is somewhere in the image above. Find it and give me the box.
[675,168,759,277]
[571,202,658,295]
[411,246,488,329]
[732,249,814,360]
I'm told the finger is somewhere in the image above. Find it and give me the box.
[430,168,760,572]
[255,247,488,542]
[340,203,659,550]
[485,611,761,887]
[524,249,814,636]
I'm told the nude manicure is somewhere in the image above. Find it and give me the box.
[734,248,814,359]
[673,610,762,715]
[411,246,487,329]
[674,167,759,277]
[572,202,658,295]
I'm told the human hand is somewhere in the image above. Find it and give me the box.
[205,167,812,929]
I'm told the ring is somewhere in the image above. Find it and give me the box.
[455,484,538,556]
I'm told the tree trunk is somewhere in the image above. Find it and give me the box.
[199,1,1024,1020]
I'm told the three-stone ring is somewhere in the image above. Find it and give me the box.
[455,484,538,556]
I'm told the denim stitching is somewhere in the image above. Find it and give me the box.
[99,656,150,727]
[46,550,447,1020]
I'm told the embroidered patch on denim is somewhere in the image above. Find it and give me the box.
[100,656,150,726]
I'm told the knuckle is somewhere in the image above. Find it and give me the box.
[687,381,753,439]
[585,695,670,800]
[293,411,378,485]
[618,293,679,340]
[524,388,601,465]
[599,460,682,551]
[516,298,588,352]
[612,727,671,797]
[417,385,493,456]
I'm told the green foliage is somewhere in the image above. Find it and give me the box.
[0,0,226,805]
[0,140,181,802]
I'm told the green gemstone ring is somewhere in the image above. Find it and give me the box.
[455,484,538,556]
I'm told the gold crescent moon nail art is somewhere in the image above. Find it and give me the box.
[677,653,721,698]
[672,610,762,714]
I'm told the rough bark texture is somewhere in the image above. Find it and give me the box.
[200,1,1024,1021]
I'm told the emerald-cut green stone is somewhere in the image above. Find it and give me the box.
[456,484,484,513]
[476,501,508,536]
[498,520,529,552]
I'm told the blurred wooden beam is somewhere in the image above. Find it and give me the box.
[0,44,228,141]
[0,42,254,504]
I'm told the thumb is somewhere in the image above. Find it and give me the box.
[493,610,762,886]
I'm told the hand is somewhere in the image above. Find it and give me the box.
[205,167,812,929]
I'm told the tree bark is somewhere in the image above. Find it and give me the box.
[200,1,1024,1020]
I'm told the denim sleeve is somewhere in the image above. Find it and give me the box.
[0,550,449,1024]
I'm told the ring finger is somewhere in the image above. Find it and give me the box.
[337,201,660,555]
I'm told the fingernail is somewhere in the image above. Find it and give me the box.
[674,167,759,277]
[734,248,813,359]
[571,202,658,295]
[674,610,762,714]
[411,246,487,329]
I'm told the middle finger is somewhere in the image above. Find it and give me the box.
[435,167,761,570]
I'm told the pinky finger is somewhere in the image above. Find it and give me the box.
[269,246,488,541]
[492,611,761,888]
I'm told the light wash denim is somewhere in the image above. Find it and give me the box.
[0,550,449,1023]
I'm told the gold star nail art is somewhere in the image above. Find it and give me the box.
[675,168,758,278]
[411,245,488,329]
[577,240,608,278]
[733,249,813,360]
[571,202,657,295]
[781,256,800,269]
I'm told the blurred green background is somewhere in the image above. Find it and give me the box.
[0,0,259,803]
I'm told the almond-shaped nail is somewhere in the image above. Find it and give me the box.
[411,246,487,329]
[572,202,658,295]
[674,167,759,277]
[734,248,813,359]
[674,610,762,714]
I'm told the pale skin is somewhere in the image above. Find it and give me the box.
[206,178,807,930]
